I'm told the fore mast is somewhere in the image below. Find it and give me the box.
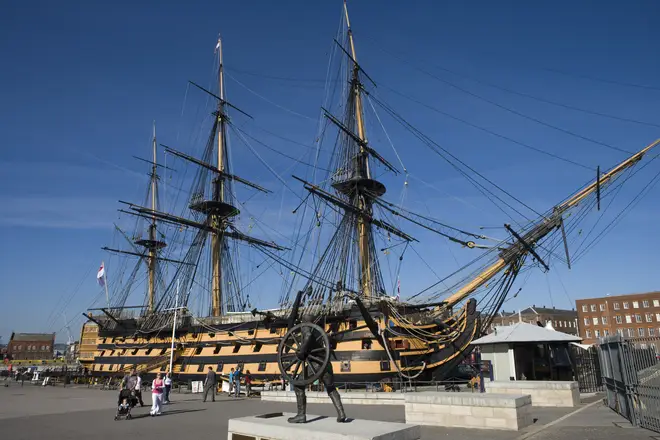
[297,1,410,302]
[343,3,378,298]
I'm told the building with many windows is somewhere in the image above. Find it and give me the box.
[6,333,55,360]
[488,306,578,335]
[576,292,660,345]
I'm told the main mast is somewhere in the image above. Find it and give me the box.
[147,122,158,311]
[211,37,228,317]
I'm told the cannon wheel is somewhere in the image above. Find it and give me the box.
[277,322,331,387]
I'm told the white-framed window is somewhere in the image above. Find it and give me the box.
[656,313,660,322]
[614,302,621,310]
[600,304,606,311]
[595,330,601,338]
[626,315,632,323]
[563,321,567,327]
[582,305,588,312]
[593,317,599,325]
[591,305,597,312]
[639,328,646,337]
[584,317,590,326]
[586,330,592,338]
[554,321,558,327]
[617,328,624,336]
[643,300,650,308]
[650,328,656,337]
[654,300,659,307]
[633,301,640,309]
[602,316,608,325]
[604,329,610,336]
[627,328,635,337]
[636,314,643,323]
[646,313,654,323]
[615,315,623,324]
[624,302,630,309]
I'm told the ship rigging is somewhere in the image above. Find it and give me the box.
[79,1,660,384]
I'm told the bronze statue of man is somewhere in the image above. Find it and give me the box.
[287,315,347,424]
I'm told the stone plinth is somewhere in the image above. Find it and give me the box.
[260,391,404,406]
[485,380,580,407]
[227,412,420,440]
[405,392,532,431]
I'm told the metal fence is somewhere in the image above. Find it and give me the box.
[571,344,604,393]
[600,334,660,433]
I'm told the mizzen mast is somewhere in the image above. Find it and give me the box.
[134,122,167,313]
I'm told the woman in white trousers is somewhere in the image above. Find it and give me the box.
[150,373,165,416]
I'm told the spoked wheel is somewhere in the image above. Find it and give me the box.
[277,322,330,387]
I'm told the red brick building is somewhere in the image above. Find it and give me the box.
[7,333,55,360]
[576,292,660,346]
[488,306,578,335]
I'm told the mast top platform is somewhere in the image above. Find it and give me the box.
[332,176,386,198]
[134,238,167,250]
[189,200,239,218]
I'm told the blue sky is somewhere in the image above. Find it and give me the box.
[1,0,659,343]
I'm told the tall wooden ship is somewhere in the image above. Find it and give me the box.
[80,2,660,384]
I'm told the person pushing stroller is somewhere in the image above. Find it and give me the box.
[116,369,139,420]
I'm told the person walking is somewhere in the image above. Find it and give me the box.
[233,365,242,398]
[150,373,165,416]
[163,372,172,404]
[244,370,252,397]
[135,372,145,407]
[119,369,139,408]
[228,368,235,397]
[202,366,216,402]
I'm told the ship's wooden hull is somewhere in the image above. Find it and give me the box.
[80,300,479,384]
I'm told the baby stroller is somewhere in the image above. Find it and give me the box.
[115,389,137,420]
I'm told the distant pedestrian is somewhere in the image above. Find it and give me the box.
[244,370,252,397]
[233,365,242,397]
[164,372,172,404]
[150,373,164,416]
[203,366,216,402]
[228,368,235,397]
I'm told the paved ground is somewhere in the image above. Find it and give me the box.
[0,384,655,439]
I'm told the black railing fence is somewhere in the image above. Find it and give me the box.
[600,335,660,433]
